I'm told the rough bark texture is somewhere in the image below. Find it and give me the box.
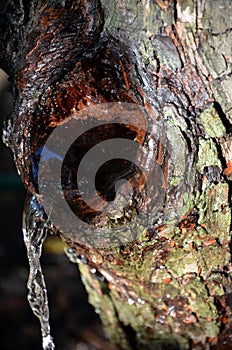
[1,0,232,349]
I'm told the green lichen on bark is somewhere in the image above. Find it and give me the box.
[78,263,130,349]
[78,144,231,346]
[197,183,231,238]
[199,104,226,138]
[1,0,232,349]
[177,0,232,120]
[197,138,222,172]
[69,1,232,348]
[72,1,232,348]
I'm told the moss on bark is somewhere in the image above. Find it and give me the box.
[1,0,232,349]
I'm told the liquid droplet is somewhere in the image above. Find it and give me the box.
[23,194,55,350]
[128,298,135,305]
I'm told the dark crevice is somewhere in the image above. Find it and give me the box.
[134,62,145,87]
[173,0,178,24]
[153,51,161,86]
[222,53,229,71]
[212,71,232,83]
[110,298,136,350]
[195,0,198,33]
[215,143,227,169]
[213,139,232,262]
[178,128,193,154]
[119,324,137,350]
[94,269,111,295]
[213,101,232,134]
[211,27,232,36]
[212,295,229,344]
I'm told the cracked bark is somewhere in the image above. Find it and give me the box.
[1,0,232,349]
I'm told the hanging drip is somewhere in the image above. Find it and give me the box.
[23,194,55,350]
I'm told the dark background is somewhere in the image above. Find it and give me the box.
[0,69,110,350]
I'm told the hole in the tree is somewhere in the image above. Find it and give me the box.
[95,158,139,202]
[61,122,146,224]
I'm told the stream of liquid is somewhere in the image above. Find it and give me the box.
[23,194,55,350]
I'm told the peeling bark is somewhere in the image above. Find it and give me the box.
[1,0,232,349]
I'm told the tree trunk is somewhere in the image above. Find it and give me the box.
[1,0,232,349]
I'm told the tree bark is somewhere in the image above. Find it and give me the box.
[1,0,232,349]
